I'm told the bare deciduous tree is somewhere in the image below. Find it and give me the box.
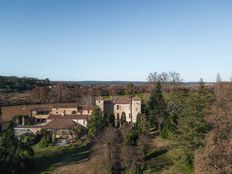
[148,71,183,83]
[169,71,182,82]
[93,127,122,174]
[93,125,150,174]
[195,83,232,174]
[81,95,94,106]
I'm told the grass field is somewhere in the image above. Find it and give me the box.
[28,137,192,174]
[29,143,91,174]
[144,137,193,174]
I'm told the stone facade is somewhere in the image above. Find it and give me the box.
[51,104,93,115]
[96,96,141,124]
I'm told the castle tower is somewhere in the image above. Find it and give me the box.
[96,96,104,112]
[132,96,142,123]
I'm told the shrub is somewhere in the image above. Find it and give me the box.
[126,130,139,146]
[21,134,41,146]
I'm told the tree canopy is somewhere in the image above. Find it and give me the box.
[87,107,105,138]
[148,82,167,132]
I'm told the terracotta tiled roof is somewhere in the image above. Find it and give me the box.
[78,105,94,110]
[43,119,77,129]
[105,96,141,104]
[107,96,131,104]
[1,103,94,122]
[32,107,52,112]
[96,96,103,100]
[1,104,55,122]
[47,114,88,120]
[133,96,142,101]
[52,104,78,108]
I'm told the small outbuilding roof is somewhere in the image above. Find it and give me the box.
[43,119,77,129]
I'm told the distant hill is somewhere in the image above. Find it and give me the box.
[56,81,214,86]
[56,81,148,86]
[0,75,214,92]
[0,76,51,92]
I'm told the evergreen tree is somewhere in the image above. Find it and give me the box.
[148,82,167,133]
[136,113,150,135]
[0,121,34,173]
[161,88,189,139]
[109,113,115,128]
[176,79,213,166]
[127,83,136,123]
[216,73,222,83]
[127,83,136,97]
[121,112,127,126]
[87,107,105,137]
[141,99,148,115]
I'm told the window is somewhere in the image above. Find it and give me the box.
[117,105,120,110]
[83,120,86,125]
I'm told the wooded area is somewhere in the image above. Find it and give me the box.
[0,75,231,174]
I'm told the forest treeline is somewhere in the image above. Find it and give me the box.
[0,75,202,107]
[0,72,232,173]
[0,76,51,92]
[0,76,153,106]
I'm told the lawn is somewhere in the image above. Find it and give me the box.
[29,143,91,174]
[144,137,194,174]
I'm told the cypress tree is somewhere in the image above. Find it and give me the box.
[148,82,167,133]
[121,112,127,126]
[109,113,115,128]
[87,107,105,137]
[176,79,213,166]
[136,113,150,135]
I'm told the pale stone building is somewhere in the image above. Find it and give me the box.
[51,104,93,115]
[31,104,93,123]
[96,96,141,124]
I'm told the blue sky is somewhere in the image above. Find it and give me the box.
[0,0,232,82]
